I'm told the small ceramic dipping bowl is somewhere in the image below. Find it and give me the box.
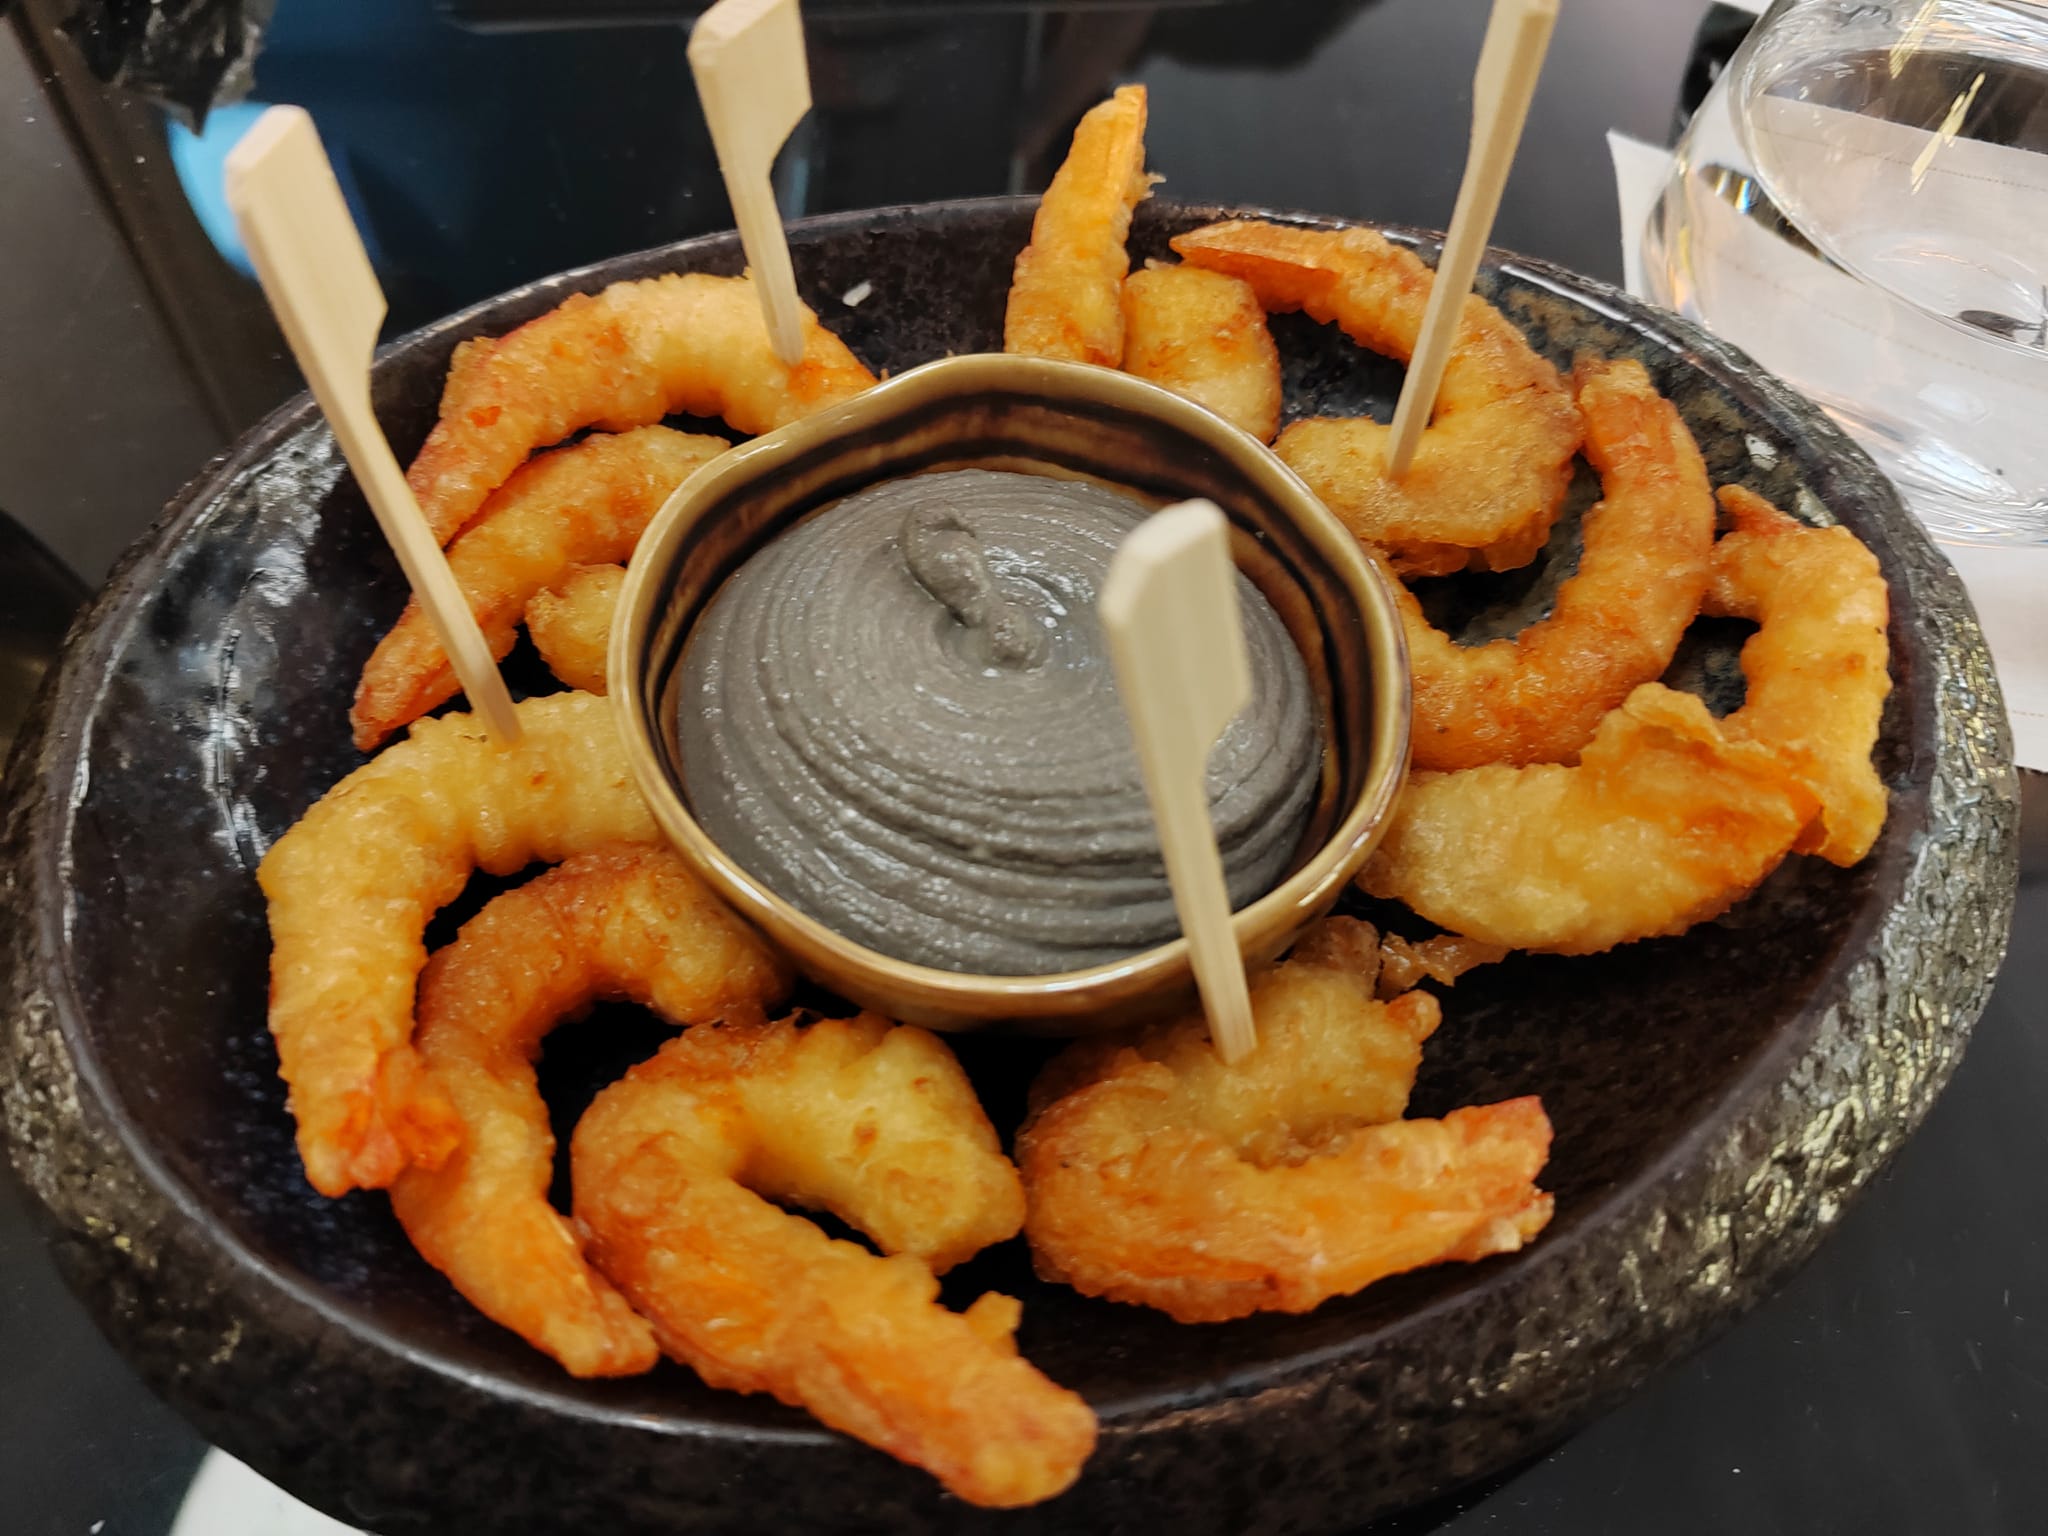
[612,353,1409,1031]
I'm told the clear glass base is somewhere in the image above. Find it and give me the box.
[1806,387,2048,544]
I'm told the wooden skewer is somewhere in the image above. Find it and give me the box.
[1100,500,1258,1064]
[691,0,813,366]
[1385,0,1558,479]
[225,106,521,747]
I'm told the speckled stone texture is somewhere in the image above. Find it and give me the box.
[0,200,2019,1535]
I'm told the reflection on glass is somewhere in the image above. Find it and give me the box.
[1646,0,2048,542]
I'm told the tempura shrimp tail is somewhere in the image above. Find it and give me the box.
[573,1015,1096,1508]
[1374,932,1511,998]
[1401,355,1718,771]
[408,272,875,544]
[1170,218,1580,575]
[1120,262,1282,441]
[352,426,724,750]
[388,846,792,1377]
[1705,485,1892,866]
[258,691,660,1197]
[1019,918,1553,1324]
[1005,84,1154,367]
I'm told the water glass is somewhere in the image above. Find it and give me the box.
[1644,0,2048,542]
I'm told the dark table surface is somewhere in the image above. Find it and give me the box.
[2,2,2041,1532]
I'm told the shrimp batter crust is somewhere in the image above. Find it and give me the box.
[353,427,724,749]
[1018,919,1553,1324]
[408,272,875,545]
[573,1014,1096,1509]
[525,562,623,695]
[1400,357,1717,771]
[1361,684,1821,955]
[1171,219,1581,576]
[1004,84,1153,367]
[258,691,659,1197]
[387,846,791,1378]
[1121,262,1282,441]
[1705,486,1891,866]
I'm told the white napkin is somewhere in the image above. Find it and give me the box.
[1608,126,2048,769]
[170,1449,363,1535]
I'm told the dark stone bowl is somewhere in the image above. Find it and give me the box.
[0,199,2019,1535]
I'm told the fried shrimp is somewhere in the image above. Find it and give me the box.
[407,272,876,544]
[526,563,623,695]
[573,1014,1096,1508]
[387,847,791,1378]
[1018,918,1553,1324]
[1120,262,1282,441]
[1004,84,1153,367]
[353,427,724,749]
[1705,486,1891,866]
[1171,219,1580,576]
[258,691,660,1197]
[1361,685,1821,955]
[1400,357,1718,771]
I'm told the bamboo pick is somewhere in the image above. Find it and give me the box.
[691,0,812,366]
[1385,0,1559,479]
[1100,500,1258,1064]
[225,106,520,746]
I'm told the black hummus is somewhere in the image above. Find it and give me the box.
[678,468,1320,975]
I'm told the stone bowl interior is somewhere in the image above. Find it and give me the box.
[0,198,2015,1536]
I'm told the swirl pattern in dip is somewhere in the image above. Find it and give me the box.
[678,468,1321,975]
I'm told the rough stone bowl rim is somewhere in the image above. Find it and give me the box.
[0,194,2019,1490]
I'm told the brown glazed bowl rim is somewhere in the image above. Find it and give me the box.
[610,352,1411,1027]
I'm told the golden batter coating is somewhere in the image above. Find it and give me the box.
[408,272,873,545]
[258,691,659,1196]
[1172,218,1581,576]
[1004,85,1154,367]
[525,562,624,696]
[1019,919,1552,1324]
[1121,261,1282,441]
[354,427,722,749]
[389,846,790,1377]
[573,1014,1094,1508]
[1398,357,1717,772]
